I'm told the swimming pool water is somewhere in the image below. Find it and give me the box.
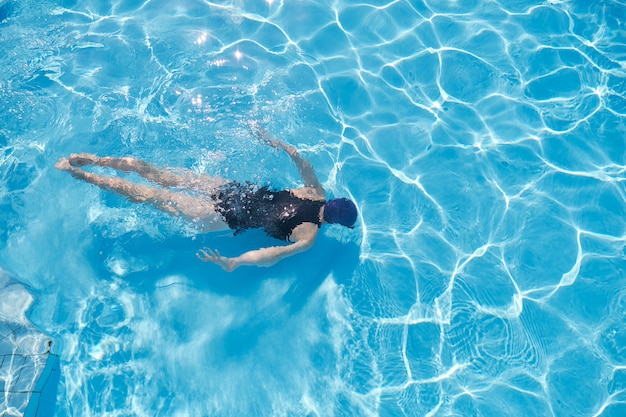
[1,0,626,416]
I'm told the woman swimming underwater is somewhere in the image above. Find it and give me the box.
[55,130,357,272]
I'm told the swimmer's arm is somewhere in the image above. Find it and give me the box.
[198,238,315,272]
[197,224,318,272]
[251,126,325,195]
[278,142,325,194]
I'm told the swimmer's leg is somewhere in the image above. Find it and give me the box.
[56,159,228,231]
[68,153,225,192]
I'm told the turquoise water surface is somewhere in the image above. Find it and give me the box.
[1,0,626,416]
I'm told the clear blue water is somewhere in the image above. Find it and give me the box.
[1,0,626,415]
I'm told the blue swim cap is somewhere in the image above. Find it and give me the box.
[323,198,357,228]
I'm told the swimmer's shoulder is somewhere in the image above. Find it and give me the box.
[290,186,325,201]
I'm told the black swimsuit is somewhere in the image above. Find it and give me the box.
[212,182,325,241]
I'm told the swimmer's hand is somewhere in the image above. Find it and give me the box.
[249,123,281,148]
[196,248,237,272]
[257,129,280,149]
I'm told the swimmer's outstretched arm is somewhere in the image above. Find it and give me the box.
[251,126,325,196]
[196,224,318,272]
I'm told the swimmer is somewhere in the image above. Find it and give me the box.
[55,129,357,272]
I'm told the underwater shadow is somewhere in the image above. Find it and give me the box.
[212,233,361,359]
[279,234,360,314]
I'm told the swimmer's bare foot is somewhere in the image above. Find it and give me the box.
[55,158,71,171]
[68,153,99,167]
